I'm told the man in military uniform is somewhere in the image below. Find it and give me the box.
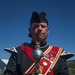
[4,12,70,75]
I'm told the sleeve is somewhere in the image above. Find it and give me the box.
[58,57,70,75]
[4,53,17,75]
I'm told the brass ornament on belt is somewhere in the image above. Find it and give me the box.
[32,41,44,74]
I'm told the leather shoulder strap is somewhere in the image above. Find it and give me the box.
[20,43,34,61]
[26,46,63,75]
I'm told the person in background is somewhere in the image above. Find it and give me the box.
[4,11,72,75]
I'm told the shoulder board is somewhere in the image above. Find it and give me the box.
[61,51,74,59]
[4,42,29,54]
[4,47,18,53]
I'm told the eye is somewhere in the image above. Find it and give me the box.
[34,25,39,28]
[32,24,39,28]
[41,25,47,28]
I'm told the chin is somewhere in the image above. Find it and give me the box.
[36,38,45,43]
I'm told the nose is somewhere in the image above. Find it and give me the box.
[38,25,42,30]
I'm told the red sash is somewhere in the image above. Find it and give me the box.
[20,44,63,75]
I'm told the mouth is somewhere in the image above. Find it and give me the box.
[38,33,44,37]
[38,32,44,35]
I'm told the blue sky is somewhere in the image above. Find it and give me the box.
[0,0,75,60]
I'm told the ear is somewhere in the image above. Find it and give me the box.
[28,27,32,37]
[48,27,49,34]
[29,27,31,32]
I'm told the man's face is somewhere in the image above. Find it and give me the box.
[29,22,49,43]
